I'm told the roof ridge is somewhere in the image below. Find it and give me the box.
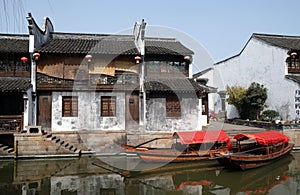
[145,37,177,41]
[253,33,300,39]
[0,34,28,39]
[52,32,134,39]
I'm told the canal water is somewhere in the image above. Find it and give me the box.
[1,152,300,195]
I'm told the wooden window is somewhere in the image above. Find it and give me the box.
[166,94,181,118]
[101,96,116,117]
[62,96,78,117]
[147,61,187,75]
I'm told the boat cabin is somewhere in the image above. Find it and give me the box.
[172,130,232,152]
[233,130,290,155]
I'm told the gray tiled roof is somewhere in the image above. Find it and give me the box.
[37,33,138,55]
[286,75,300,84]
[37,32,193,56]
[0,77,31,92]
[215,33,300,65]
[145,38,193,55]
[253,33,300,50]
[0,34,29,53]
[144,77,214,93]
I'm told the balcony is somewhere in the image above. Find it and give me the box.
[286,58,300,74]
[37,72,139,90]
[0,62,30,77]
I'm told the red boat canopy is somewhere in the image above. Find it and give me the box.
[233,130,289,146]
[172,130,231,147]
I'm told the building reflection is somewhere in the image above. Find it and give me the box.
[0,153,299,195]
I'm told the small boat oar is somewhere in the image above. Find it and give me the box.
[133,137,169,148]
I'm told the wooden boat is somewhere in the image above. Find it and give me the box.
[215,130,294,170]
[121,130,232,163]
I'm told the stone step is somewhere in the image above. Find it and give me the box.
[0,144,14,155]
[42,129,80,154]
[2,146,10,151]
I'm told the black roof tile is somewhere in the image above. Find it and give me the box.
[0,77,31,92]
[37,33,138,55]
[253,33,300,50]
[144,77,214,93]
[37,32,193,56]
[285,75,300,84]
[0,34,29,53]
[145,38,193,55]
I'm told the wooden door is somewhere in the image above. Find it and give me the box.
[126,92,139,125]
[38,94,52,128]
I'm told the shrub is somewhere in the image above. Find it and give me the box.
[226,82,268,120]
[259,110,280,122]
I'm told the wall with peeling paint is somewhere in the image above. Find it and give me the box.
[51,91,125,131]
[145,94,201,131]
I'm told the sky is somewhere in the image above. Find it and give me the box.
[1,0,300,72]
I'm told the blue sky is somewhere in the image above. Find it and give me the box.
[1,0,300,71]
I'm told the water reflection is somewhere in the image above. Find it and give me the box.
[0,152,300,195]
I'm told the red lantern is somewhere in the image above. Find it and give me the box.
[291,52,297,58]
[184,55,191,61]
[135,56,141,64]
[85,54,93,62]
[21,57,28,63]
[33,53,40,61]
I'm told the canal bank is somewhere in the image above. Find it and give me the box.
[0,151,300,194]
[1,120,300,159]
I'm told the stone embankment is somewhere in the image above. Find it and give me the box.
[0,120,299,158]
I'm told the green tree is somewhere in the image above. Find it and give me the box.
[226,82,268,120]
[241,82,268,120]
[226,85,247,115]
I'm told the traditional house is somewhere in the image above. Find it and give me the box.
[0,14,214,157]
[23,13,212,135]
[199,33,300,121]
[0,34,33,132]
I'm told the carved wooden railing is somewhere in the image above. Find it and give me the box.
[0,62,30,77]
[0,115,22,132]
[37,73,139,89]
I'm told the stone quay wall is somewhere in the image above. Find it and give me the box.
[283,129,300,150]
[126,132,172,148]
[7,126,300,158]
[14,129,127,158]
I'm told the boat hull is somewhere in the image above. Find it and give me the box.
[216,143,294,170]
[122,144,227,163]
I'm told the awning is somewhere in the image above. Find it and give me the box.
[233,130,289,146]
[144,77,215,93]
[172,130,231,146]
[0,77,31,92]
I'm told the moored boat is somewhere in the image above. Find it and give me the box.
[121,130,232,163]
[215,130,294,170]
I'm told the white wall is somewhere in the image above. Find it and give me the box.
[213,38,299,120]
[51,91,125,131]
